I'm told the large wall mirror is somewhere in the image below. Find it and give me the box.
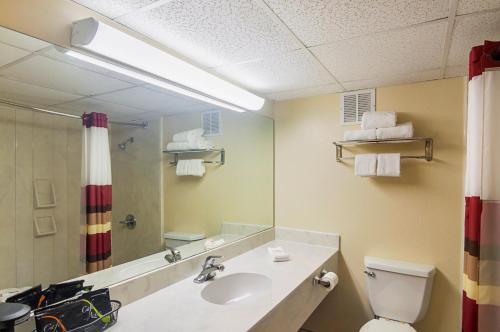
[0,26,274,292]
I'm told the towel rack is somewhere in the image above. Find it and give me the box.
[163,148,225,166]
[332,137,433,162]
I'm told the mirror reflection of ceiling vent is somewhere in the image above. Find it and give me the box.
[340,89,375,125]
[202,111,222,136]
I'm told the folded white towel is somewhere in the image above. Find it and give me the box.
[343,129,377,141]
[377,153,400,177]
[376,122,414,140]
[355,154,377,177]
[176,159,206,177]
[172,128,204,143]
[204,238,225,250]
[361,112,397,130]
[166,139,214,151]
[268,246,290,262]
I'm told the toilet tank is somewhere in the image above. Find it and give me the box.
[364,256,435,324]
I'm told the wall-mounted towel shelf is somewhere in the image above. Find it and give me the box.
[163,148,225,166]
[333,137,433,162]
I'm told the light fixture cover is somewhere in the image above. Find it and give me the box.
[71,18,265,112]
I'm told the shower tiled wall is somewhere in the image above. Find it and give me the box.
[0,106,83,289]
[109,118,163,266]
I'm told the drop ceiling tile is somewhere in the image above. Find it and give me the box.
[0,55,133,96]
[71,0,159,19]
[51,98,146,118]
[116,0,302,68]
[213,49,334,93]
[0,42,30,67]
[40,47,145,85]
[266,83,343,101]
[342,69,442,91]
[447,11,500,67]
[0,77,82,106]
[457,0,500,15]
[93,86,205,113]
[311,21,446,83]
[0,26,51,51]
[265,0,450,46]
[445,65,467,78]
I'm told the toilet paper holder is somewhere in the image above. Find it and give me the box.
[313,269,331,288]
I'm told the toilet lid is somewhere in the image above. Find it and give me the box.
[360,319,416,332]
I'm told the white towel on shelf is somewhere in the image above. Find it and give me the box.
[361,112,397,130]
[376,122,414,140]
[377,153,400,177]
[172,128,204,142]
[166,139,214,151]
[176,159,206,177]
[355,154,377,177]
[343,129,377,141]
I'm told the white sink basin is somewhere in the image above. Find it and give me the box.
[201,273,272,305]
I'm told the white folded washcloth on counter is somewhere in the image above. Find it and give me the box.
[172,128,204,143]
[376,122,414,140]
[361,112,397,130]
[176,159,206,177]
[377,153,400,177]
[355,154,377,177]
[204,238,225,250]
[343,128,376,141]
[166,139,214,151]
[268,246,290,262]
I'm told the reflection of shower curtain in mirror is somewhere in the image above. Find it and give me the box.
[463,41,500,332]
[82,113,112,273]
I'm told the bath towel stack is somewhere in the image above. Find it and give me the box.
[166,128,214,151]
[343,112,414,141]
[166,128,214,177]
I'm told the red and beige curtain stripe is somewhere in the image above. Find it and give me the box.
[82,112,112,273]
[463,40,500,332]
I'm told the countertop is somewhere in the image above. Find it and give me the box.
[112,239,338,331]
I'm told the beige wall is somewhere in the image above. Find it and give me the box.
[0,106,82,289]
[110,119,163,265]
[163,111,274,237]
[273,77,465,332]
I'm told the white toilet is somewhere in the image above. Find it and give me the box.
[360,256,436,332]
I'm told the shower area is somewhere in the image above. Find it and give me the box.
[0,104,163,289]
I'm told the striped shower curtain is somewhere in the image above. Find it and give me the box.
[82,113,112,273]
[463,40,500,332]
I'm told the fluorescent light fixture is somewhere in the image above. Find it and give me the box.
[64,50,245,113]
[70,18,265,112]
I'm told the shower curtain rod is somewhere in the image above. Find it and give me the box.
[0,99,148,128]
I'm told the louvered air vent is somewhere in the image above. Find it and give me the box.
[340,89,375,125]
[202,111,222,136]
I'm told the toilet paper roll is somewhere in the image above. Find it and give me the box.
[320,272,339,290]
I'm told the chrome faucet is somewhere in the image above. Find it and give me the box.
[164,246,181,263]
[193,255,225,283]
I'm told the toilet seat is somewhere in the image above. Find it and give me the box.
[360,318,416,332]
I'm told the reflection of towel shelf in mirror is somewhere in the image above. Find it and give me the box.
[163,148,225,166]
[333,137,433,162]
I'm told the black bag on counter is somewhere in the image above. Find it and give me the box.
[5,285,42,310]
[34,288,116,332]
[40,280,93,307]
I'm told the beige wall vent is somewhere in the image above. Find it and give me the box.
[340,89,375,125]
[202,110,222,136]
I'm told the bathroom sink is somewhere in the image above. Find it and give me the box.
[201,273,272,305]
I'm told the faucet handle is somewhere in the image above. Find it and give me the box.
[203,255,222,268]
